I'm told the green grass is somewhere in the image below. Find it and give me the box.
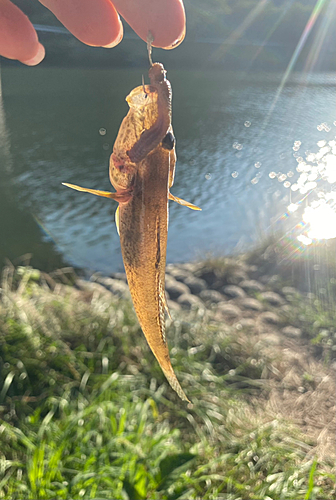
[0,266,335,499]
[1,392,333,500]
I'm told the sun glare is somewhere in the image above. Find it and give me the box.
[283,130,336,245]
[303,199,336,240]
[269,121,336,246]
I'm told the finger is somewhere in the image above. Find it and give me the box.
[0,0,45,65]
[39,0,123,47]
[112,0,186,49]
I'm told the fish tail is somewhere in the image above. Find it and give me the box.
[162,367,190,403]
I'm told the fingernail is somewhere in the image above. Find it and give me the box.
[163,26,186,50]
[22,43,45,66]
[102,21,123,48]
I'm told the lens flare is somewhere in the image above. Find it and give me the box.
[269,125,336,246]
[303,199,336,240]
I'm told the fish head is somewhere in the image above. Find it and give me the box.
[148,63,166,85]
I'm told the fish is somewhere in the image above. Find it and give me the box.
[63,49,200,402]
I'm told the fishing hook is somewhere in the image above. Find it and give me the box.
[147,31,154,67]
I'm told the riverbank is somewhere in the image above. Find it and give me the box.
[0,242,335,498]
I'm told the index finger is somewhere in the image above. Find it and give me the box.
[0,0,45,65]
[39,0,123,47]
[112,0,186,49]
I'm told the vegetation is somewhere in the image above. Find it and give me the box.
[0,264,334,499]
[201,235,336,360]
[246,234,336,356]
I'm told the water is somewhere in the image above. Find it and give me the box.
[0,66,335,273]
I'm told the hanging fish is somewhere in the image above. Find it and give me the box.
[63,39,200,401]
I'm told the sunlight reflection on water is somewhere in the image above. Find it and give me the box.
[278,123,336,245]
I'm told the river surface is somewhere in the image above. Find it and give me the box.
[0,66,335,273]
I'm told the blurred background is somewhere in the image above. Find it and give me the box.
[0,0,335,274]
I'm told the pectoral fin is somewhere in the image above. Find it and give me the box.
[62,183,131,203]
[169,193,201,211]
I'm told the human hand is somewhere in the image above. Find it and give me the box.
[0,0,185,66]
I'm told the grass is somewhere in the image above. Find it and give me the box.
[200,235,336,360]
[0,265,335,499]
[277,292,336,361]
[244,233,336,297]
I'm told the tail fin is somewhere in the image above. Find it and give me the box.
[163,367,190,403]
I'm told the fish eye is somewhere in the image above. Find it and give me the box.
[162,132,175,150]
